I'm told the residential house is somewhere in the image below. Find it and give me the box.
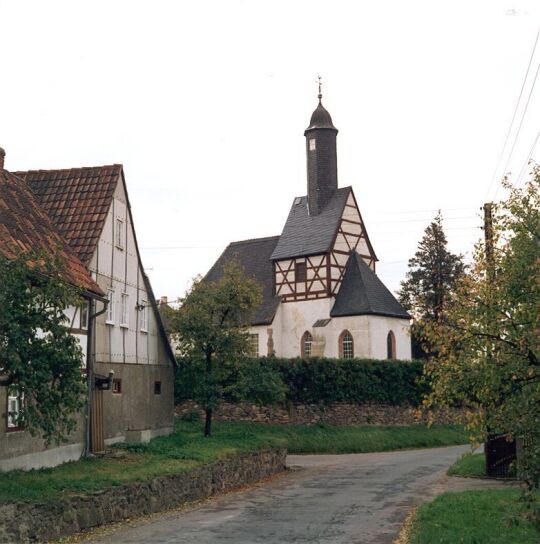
[0,148,176,470]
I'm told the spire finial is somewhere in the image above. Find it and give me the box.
[317,75,322,103]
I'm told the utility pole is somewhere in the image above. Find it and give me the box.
[483,202,494,279]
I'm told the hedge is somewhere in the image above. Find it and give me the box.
[175,357,428,407]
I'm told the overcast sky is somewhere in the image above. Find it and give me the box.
[1,0,539,301]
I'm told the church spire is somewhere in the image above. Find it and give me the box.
[305,80,338,215]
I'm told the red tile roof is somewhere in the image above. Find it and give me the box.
[15,165,122,264]
[0,169,103,295]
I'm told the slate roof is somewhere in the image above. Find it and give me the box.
[270,187,351,260]
[331,252,410,319]
[305,100,338,132]
[0,169,103,295]
[15,165,122,264]
[205,236,281,326]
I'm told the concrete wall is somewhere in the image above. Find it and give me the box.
[94,362,174,443]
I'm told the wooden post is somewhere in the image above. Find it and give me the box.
[483,203,494,278]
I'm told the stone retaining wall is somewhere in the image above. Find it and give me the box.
[0,448,286,543]
[176,401,462,426]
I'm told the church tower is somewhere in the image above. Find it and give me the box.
[304,84,338,215]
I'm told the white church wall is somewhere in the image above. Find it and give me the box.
[249,304,411,361]
[368,316,411,360]
[276,298,334,358]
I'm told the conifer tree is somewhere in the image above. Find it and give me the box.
[398,212,465,357]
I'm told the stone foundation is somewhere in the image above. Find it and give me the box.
[176,401,462,426]
[0,448,286,543]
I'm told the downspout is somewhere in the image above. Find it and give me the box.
[83,292,108,458]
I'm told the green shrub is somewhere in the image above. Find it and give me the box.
[176,357,427,406]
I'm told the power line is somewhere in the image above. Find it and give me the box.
[495,61,540,198]
[486,26,540,201]
[516,128,540,185]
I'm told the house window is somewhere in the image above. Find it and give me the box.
[112,379,122,394]
[387,331,396,359]
[295,261,307,283]
[339,330,354,359]
[80,302,89,329]
[121,293,129,328]
[115,218,125,250]
[139,300,148,332]
[301,331,313,358]
[248,334,259,357]
[6,388,23,430]
[154,381,162,395]
[106,288,115,325]
[309,138,316,151]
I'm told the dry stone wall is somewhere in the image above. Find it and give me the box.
[176,401,462,426]
[0,448,286,543]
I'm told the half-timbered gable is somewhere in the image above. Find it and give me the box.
[204,92,411,361]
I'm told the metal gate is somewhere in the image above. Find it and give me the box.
[485,433,516,478]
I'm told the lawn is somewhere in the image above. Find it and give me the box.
[0,420,467,504]
[409,489,539,544]
[447,452,486,478]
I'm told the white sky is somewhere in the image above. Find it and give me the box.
[1,0,539,301]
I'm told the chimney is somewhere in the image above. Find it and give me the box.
[0,147,5,170]
[160,296,168,306]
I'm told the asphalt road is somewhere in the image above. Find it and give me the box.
[81,444,490,544]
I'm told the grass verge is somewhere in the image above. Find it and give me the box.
[447,452,486,477]
[0,421,467,504]
[409,489,539,544]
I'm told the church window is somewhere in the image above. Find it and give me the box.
[387,331,396,359]
[339,330,354,359]
[248,334,259,357]
[301,331,313,358]
[295,261,307,283]
[309,139,316,151]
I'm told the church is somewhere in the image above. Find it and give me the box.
[206,91,411,360]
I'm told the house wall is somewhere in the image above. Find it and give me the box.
[248,299,411,360]
[0,382,84,471]
[94,362,174,444]
[87,177,174,443]
[0,301,92,472]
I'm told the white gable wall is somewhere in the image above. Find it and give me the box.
[88,178,167,366]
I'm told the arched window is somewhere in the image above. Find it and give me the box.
[339,330,354,359]
[387,331,396,359]
[301,331,313,359]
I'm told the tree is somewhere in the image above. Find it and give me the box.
[423,174,539,504]
[173,260,264,436]
[398,212,465,357]
[0,252,87,445]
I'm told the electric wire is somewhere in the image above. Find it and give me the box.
[486,28,540,200]
[516,127,540,186]
[494,61,540,199]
